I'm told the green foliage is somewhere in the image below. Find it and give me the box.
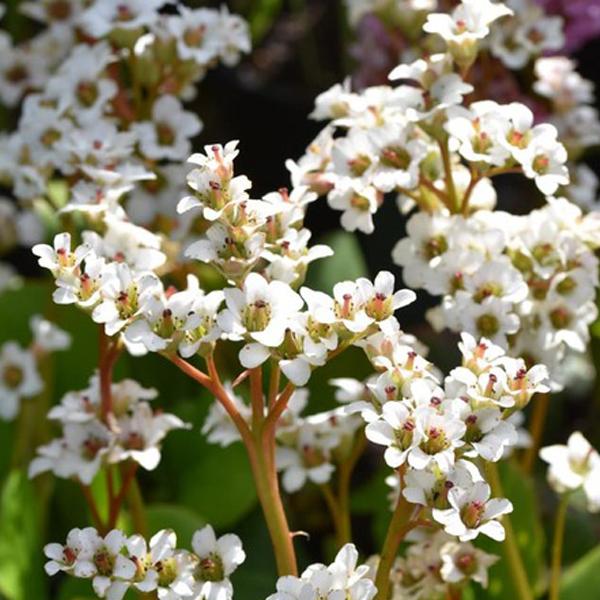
[178,443,258,529]
[0,470,45,600]
[350,465,393,548]
[230,509,279,600]
[146,503,205,546]
[304,230,368,293]
[560,543,600,599]
[244,0,284,41]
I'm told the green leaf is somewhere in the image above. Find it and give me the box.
[304,231,368,293]
[178,442,257,529]
[473,460,546,599]
[146,503,205,546]
[560,544,600,599]
[0,281,49,345]
[230,509,278,600]
[247,0,283,41]
[0,470,45,600]
[56,577,96,600]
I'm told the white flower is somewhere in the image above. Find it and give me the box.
[310,78,360,121]
[32,232,90,276]
[44,527,94,576]
[409,406,466,472]
[453,294,519,348]
[368,125,428,192]
[191,525,245,600]
[111,403,189,470]
[30,315,71,352]
[218,273,303,368]
[46,43,117,124]
[0,342,43,420]
[267,543,375,600]
[540,432,600,512]
[166,7,222,64]
[433,481,513,541]
[516,129,569,195]
[423,0,512,67]
[534,57,594,112]
[92,263,161,336]
[75,529,136,600]
[356,271,416,322]
[445,102,511,167]
[365,401,420,468]
[276,436,336,493]
[440,540,498,587]
[458,405,517,461]
[328,181,379,234]
[133,96,202,161]
[458,332,505,374]
[392,212,453,289]
[81,0,165,37]
[29,421,112,484]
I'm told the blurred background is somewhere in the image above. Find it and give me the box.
[1,1,600,599]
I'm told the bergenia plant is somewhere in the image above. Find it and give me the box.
[1,2,600,600]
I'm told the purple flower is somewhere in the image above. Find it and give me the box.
[535,0,600,53]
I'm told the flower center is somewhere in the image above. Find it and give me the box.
[156,558,178,586]
[461,500,485,529]
[243,299,272,332]
[476,314,499,338]
[76,81,99,107]
[3,364,24,389]
[423,235,448,260]
[197,553,224,582]
[156,122,176,146]
[421,426,449,455]
[549,307,571,329]
[380,146,411,170]
[394,418,416,450]
[94,550,115,576]
[348,154,371,177]
[184,25,206,47]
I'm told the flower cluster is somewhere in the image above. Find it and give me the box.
[29,374,188,484]
[395,198,599,383]
[44,524,245,600]
[0,1,250,285]
[290,0,600,387]
[267,543,376,600]
[177,141,329,286]
[33,143,420,387]
[375,529,498,598]
[354,333,548,542]
[534,56,600,210]
[0,314,70,420]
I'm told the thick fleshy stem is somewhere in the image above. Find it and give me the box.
[98,328,121,424]
[248,365,298,576]
[549,494,569,600]
[485,462,534,600]
[374,467,420,600]
[168,354,298,576]
[107,461,139,529]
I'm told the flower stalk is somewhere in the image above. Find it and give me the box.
[549,494,569,600]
